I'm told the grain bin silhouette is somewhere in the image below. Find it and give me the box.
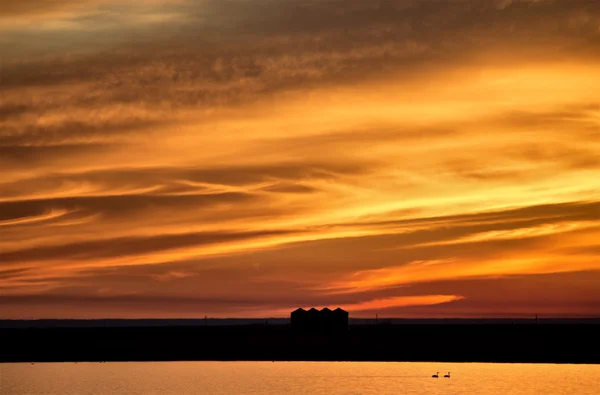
[291,307,348,333]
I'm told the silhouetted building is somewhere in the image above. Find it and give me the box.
[290,307,348,333]
[332,308,349,331]
[321,307,333,329]
[308,308,320,330]
[291,308,309,331]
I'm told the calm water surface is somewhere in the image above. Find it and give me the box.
[2,361,599,395]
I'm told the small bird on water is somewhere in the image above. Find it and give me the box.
[432,372,439,378]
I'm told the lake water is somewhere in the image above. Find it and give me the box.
[2,361,599,395]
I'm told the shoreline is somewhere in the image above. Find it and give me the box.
[3,360,600,365]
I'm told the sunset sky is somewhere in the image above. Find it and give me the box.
[1,0,599,319]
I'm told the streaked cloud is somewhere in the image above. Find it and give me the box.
[1,0,599,318]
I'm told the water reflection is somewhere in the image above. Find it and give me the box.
[2,361,599,395]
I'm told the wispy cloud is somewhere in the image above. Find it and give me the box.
[1,0,599,318]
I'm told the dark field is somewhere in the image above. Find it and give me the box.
[2,321,599,364]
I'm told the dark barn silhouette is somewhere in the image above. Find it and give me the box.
[332,308,349,331]
[291,307,348,333]
[321,307,333,329]
[308,307,320,330]
[290,308,309,331]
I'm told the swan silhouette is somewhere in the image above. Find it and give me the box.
[432,372,439,378]
[444,372,451,378]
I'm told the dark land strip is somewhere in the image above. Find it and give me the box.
[2,324,599,364]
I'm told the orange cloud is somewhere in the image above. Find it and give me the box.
[1,0,600,319]
[330,295,464,313]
